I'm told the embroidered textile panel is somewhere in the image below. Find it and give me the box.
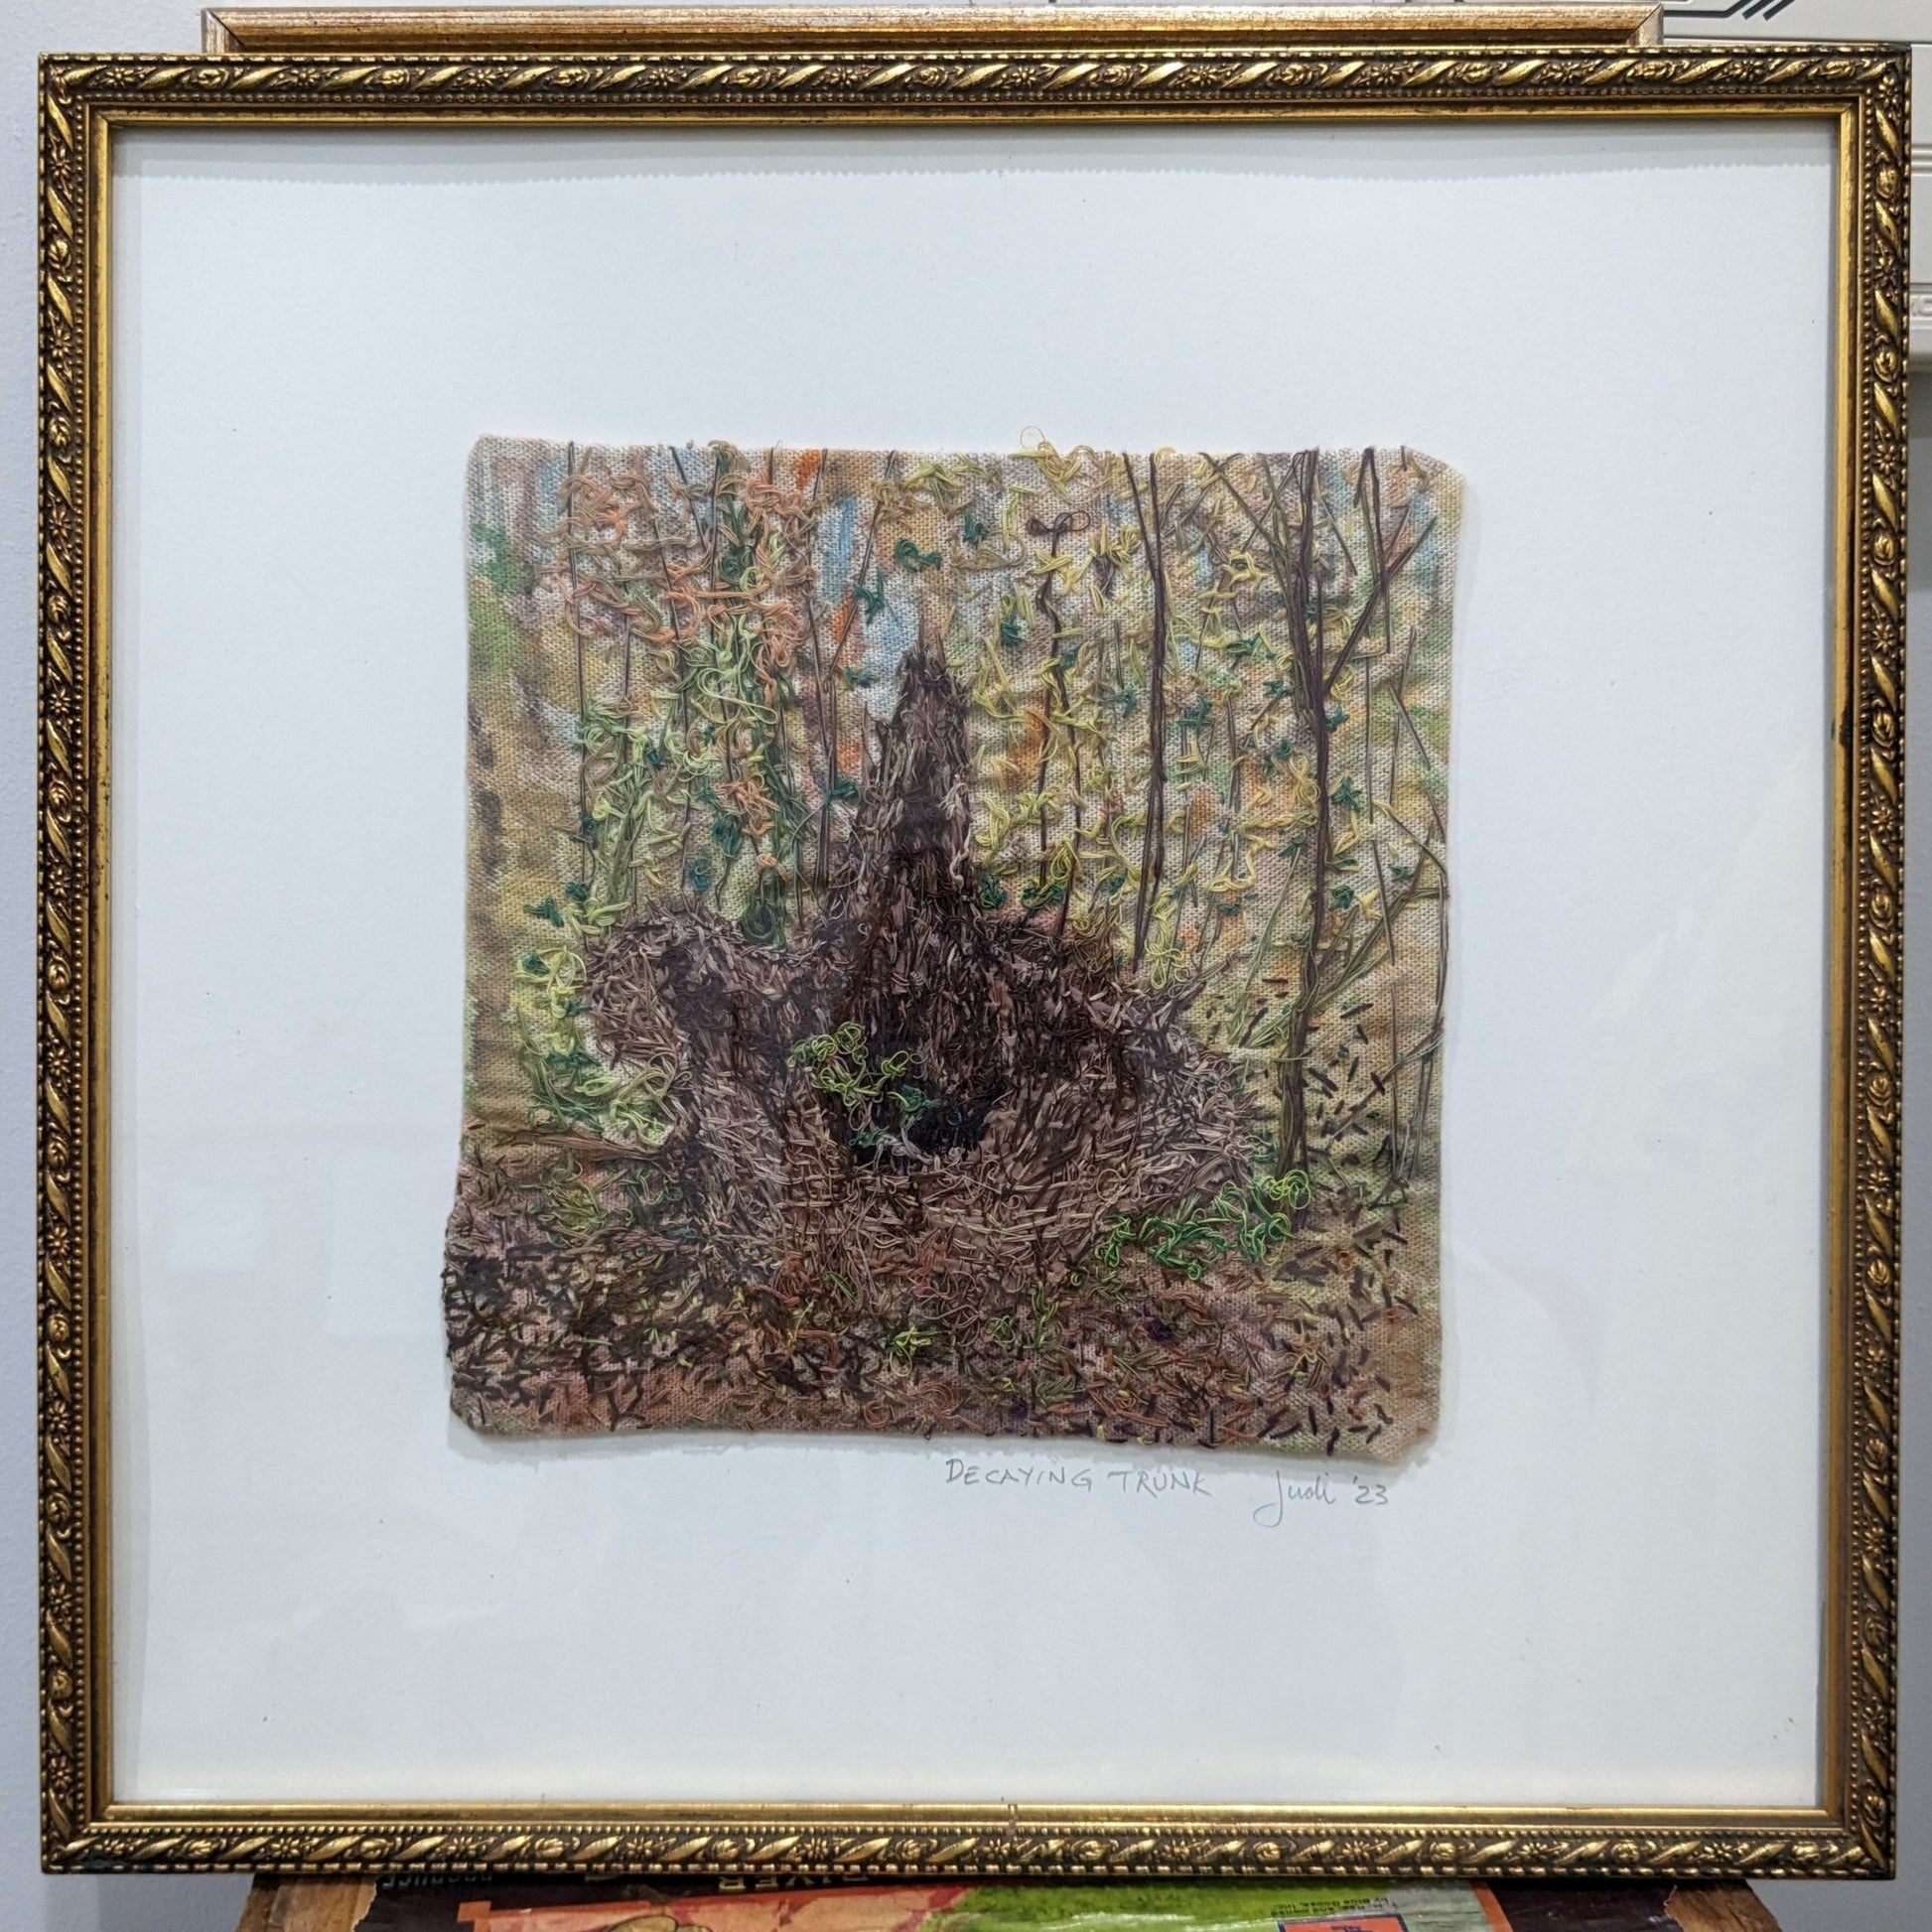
[448,439,1461,1459]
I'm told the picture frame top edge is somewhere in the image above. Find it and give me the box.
[199,5,1665,57]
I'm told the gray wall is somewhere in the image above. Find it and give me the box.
[0,5,1921,1927]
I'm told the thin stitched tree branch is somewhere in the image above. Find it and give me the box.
[797,451,843,897]
[562,441,593,884]
[1124,454,1170,973]
[1262,450,1323,1192]
[1357,449,1404,1180]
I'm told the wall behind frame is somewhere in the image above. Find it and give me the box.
[0,1,1922,1927]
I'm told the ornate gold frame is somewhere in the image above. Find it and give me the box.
[38,4,1907,1885]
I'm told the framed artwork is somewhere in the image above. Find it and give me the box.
[36,2,1907,1888]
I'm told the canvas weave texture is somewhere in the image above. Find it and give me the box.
[447,438,1461,1458]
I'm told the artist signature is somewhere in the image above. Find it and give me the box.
[1252,1468,1391,1526]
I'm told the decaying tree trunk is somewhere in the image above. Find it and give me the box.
[582,627,1247,1302]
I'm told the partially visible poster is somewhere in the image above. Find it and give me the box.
[360,1879,1511,1932]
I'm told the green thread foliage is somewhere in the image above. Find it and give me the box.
[853,566,887,620]
[996,589,1028,649]
[1097,1168,1312,1278]
[886,1319,936,1365]
[789,1026,941,1151]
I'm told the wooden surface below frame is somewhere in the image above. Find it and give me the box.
[230,1874,1786,1932]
